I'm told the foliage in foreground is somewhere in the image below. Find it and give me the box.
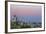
[11,21,41,29]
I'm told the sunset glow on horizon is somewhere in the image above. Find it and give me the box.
[10,4,42,16]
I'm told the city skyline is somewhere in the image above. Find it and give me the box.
[10,4,42,23]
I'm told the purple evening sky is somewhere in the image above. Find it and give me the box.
[10,4,42,16]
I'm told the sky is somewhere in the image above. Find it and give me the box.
[10,4,42,16]
[10,4,42,22]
